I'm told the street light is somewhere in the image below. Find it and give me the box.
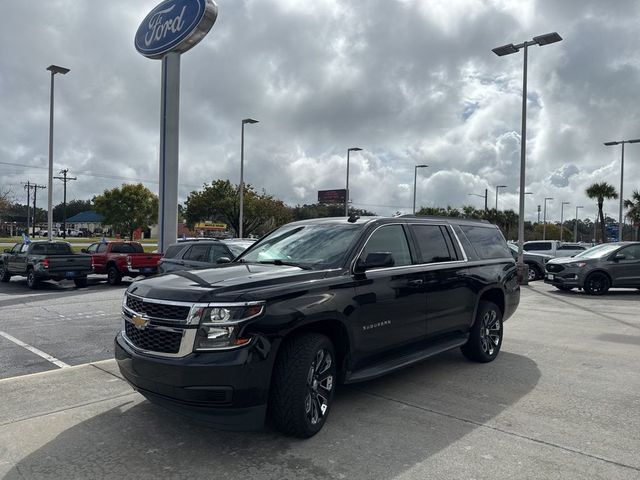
[560,201,570,241]
[543,197,553,240]
[345,147,362,216]
[493,32,562,282]
[574,205,583,242]
[46,64,70,241]
[413,164,428,214]
[495,185,507,210]
[604,138,640,241]
[468,189,488,211]
[239,118,258,238]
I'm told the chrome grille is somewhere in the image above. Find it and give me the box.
[126,294,190,321]
[124,322,182,353]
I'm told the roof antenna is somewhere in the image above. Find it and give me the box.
[348,213,360,223]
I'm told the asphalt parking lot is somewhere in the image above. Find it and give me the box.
[0,280,639,479]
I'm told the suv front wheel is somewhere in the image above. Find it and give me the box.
[269,333,336,438]
[461,301,503,363]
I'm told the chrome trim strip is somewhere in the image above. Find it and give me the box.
[444,224,469,262]
[126,292,195,307]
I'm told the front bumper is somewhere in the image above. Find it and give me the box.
[114,332,275,429]
[544,270,582,288]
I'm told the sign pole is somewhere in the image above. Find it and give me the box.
[158,52,181,253]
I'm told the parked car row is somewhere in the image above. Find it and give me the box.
[0,238,256,289]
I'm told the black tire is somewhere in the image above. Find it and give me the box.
[583,272,610,295]
[107,266,122,286]
[26,269,39,289]
[74,277,88,288]
[555,286,573,292]
[461,301,503,363]
[269,333,337,438]
[0,263,10,282]
[526,263,541,281]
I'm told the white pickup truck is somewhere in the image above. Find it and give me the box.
[522,240,588,258]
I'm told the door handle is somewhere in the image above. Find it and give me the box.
[407,279,424,287]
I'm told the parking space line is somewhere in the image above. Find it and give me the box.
[0,331,70,369]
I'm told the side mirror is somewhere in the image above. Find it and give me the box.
[81,248,88,253]
[613,253,626,262]
[3,249,9,253]
[216,257,232,264]
[354,252,394,274]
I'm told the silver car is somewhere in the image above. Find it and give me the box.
[544,242,640,295]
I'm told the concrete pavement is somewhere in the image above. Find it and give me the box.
[1,283,639,479]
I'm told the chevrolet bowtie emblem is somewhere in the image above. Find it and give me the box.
[131,314,150,330]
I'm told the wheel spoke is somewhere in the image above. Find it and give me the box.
[315,350,324,373]
[318,374,334,392]
[304,393,312,414]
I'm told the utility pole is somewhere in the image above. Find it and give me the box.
[23,181,32,234]
[31,184,47,237]
[54,169,76,238]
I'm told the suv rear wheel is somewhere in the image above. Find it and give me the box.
[461,301,503,363]
[270,333,336,438]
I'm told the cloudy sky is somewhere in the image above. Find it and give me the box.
[1,0,639,224]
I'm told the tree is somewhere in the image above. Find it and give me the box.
[184,180,292,237]
[624,189,640,241]
[93,183,158,240]
[586,182,618,243]
[53,199,93,222]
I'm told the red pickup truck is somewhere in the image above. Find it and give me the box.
[82,241,162,285]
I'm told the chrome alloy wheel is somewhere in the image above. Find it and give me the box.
[480,309,501,356]
[304,348,334,425]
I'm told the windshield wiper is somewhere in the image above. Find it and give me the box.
[258,260,313,270]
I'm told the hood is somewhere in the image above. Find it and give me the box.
[126,263,331,302]
[546,256,589,265]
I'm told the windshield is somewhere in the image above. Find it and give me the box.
[573,244,619,259]
[238,223,363,269]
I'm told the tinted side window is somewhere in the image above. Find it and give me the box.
[87,244,99,254]
[360,225,412,267]
[412,225,453,263]
[97,243,108,253]
[184,244,209,262]
[208,244,231,262]
[558,245,585,251]
[524,242,552,251]
[11,243,22,253]
[164,245,184,259]
[460,225,511,260]
[618,245,640,259]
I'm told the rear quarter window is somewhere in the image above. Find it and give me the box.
[459,225,511,260]
[163,245,184,259]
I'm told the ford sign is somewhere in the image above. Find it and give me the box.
[135,0,218,59]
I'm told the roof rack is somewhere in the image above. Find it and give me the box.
[397,214,491,224]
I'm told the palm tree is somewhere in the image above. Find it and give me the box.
[624,189,640,241]
[586,182,618,243]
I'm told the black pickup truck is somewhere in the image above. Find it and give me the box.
[0,241,93,288]
[115,216,520,437]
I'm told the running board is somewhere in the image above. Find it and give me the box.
[344,335,468,384]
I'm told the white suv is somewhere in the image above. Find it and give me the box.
[523,240,587,258]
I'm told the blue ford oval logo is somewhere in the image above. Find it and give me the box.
[135,0,218,59]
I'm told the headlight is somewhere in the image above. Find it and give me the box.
[194,303,264,351]
[567,262,587,268]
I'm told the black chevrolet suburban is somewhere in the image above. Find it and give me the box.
[115,216,520,437]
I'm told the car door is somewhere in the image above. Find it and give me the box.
[409,224,474,338]
[609,244,640,286]
[352,224,426,359]
[92,243,108,273]
[6,243,23,273]
[181,244,211,270]
[208,244,233,263]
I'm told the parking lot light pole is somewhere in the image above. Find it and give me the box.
[239,118,258,239]
[46,64,70,241]
[413,164,428,214]
[495,185,507,210]
[574,205,583,241]
[493,32,562,282]
[543,197,553,240]
[604,138,640,241]
[345,147,362,216]
[560,201,570,241]
[468,189,488,211]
